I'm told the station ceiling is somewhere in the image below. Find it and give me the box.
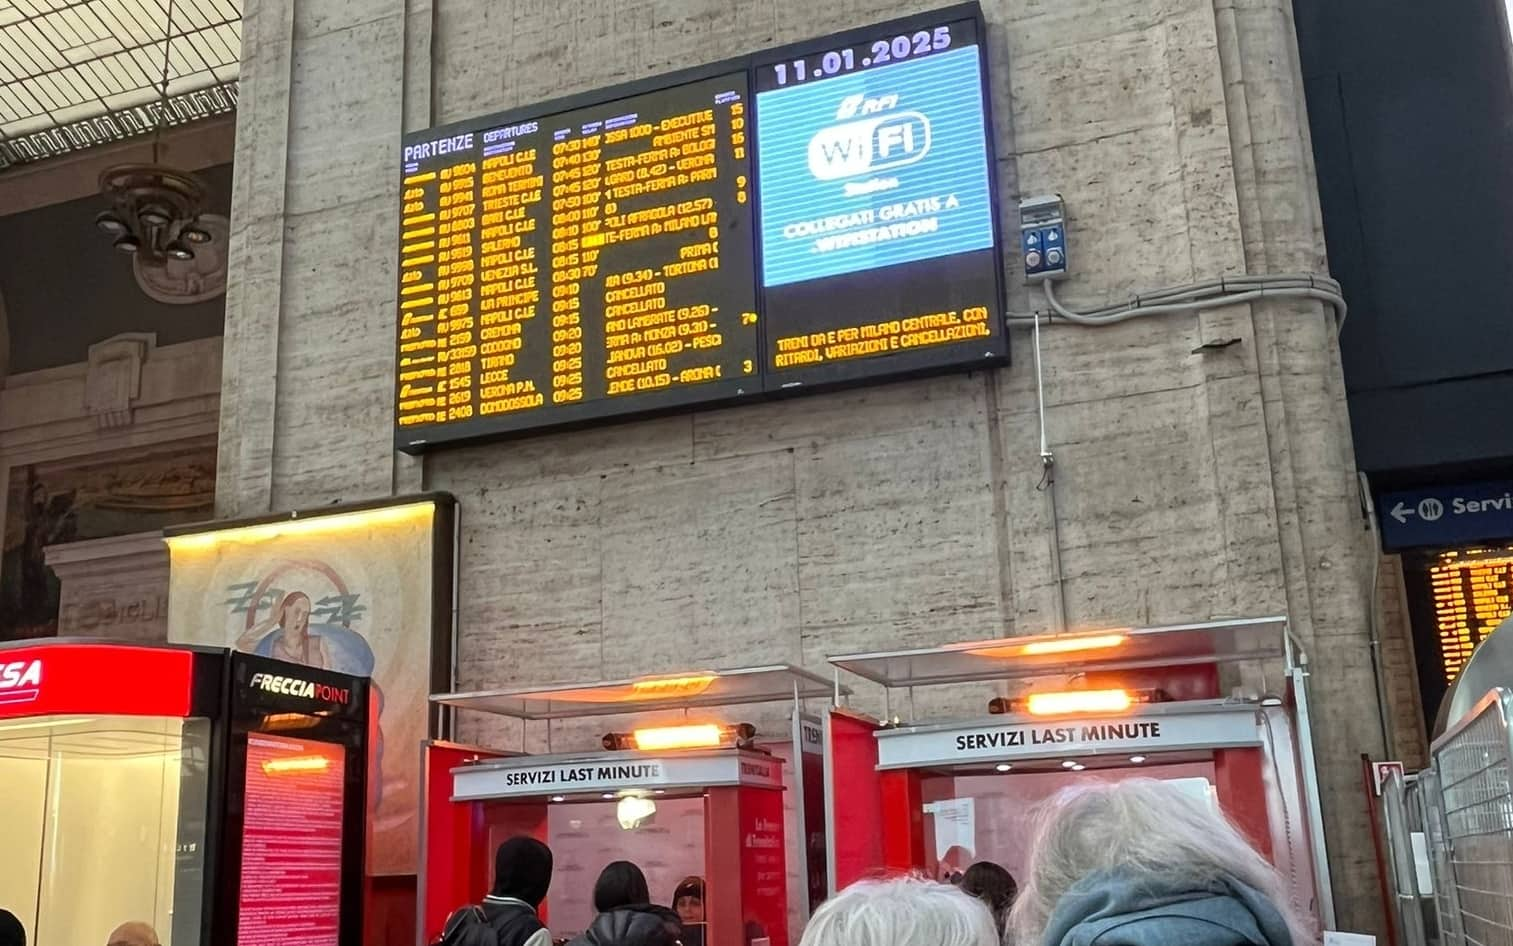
[0,0,239,169]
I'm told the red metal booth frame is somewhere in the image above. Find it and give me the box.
[419,666,844,946]
[821,617,1336,930]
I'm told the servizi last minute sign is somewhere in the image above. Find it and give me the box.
[874,705,1263,770]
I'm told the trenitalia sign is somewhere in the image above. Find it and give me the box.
[0,644,195,720]
[248,672,352,706]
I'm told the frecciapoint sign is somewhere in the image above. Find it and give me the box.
[874,704,1261,770]
[248,671,353,706]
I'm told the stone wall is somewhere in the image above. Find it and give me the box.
[220,0,1386,929]
[1378,553,1431,769]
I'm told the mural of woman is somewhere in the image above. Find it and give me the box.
[235,590,333,669]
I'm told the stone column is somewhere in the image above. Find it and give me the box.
[44,532,171,643]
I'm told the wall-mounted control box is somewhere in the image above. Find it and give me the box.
[1020,195,1067,282]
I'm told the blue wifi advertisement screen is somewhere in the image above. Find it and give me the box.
[755,45,995,288]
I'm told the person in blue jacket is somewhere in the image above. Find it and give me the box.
[1007,779,1314,946]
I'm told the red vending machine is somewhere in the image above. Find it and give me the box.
[822,617,1335,931]
[419,666,841,946]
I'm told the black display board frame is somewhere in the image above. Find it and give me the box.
[393,1,1007,452]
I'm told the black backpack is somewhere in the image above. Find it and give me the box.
[436,901,545,946]
[436,906,498,946]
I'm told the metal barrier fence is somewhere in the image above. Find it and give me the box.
[1431,687,1513,946]
[1383,768,1429,946]
[1418,766,1464,946]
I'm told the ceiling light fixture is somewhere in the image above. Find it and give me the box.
[93,0,216,268]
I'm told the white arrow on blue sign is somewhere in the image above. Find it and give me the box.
[1378,481,1513,550]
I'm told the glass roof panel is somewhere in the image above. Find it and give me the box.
[827,617,1291,688]
[0,0,239,169]
[433,665,845,721]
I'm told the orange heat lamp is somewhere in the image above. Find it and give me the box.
[603,722,757,752]
[1026,689,1133,716]
[989,688,1169,716]
[262,756,331,774]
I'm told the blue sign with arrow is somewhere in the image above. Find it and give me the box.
[1378,480,1513,551]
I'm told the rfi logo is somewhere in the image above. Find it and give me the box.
[0,659,42,705]
[807,92,931,181]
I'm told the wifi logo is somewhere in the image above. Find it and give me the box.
[806,92,931,181]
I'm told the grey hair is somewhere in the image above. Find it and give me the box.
[800,876,1001,946]
[1006,779,1314,946]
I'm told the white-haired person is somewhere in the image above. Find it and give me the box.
[800,876,1000,946]
[1007,779,1315,946]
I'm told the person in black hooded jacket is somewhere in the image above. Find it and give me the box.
[480,836,555,946]
[567,862,682,946]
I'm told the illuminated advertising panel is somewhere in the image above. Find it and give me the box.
[238,735,347,946]
[392,3,1003,451]
[753,18,1000,388]
[166,494,455,876]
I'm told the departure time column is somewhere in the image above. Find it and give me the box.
[548,132,601,405]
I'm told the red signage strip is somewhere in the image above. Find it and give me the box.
[0,643,195,720]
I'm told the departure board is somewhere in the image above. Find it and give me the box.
[396,74,759,441]
[1426,548,1513,684]
[393,4,1003,450]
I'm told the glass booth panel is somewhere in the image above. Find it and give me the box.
[0,715,209,946]
[921,762,1218,884]
[480,795,708,940]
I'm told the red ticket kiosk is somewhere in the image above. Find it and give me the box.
[823,617,1335,931]
[419,666,841,946]
[0,639,370,946]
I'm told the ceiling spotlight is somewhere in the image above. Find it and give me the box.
[601,792,616,799]
[653,789,666,795]
[95,212,128,235]
[1129,755,1147,764]
[1071,763,1086,771]
[995,763,1012,773]
[139,204,172,227]
[1061,760,1078,769]
[95,164,210,266]
[550,795,566,803]
[616,795,657,830]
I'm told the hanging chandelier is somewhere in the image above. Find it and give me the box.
[95,164,213,261]
[93,0,212,264]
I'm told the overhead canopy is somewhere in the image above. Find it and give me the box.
[0,0,240,168]
[433,665,842,721]
[827,617,1290,689]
